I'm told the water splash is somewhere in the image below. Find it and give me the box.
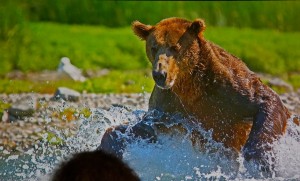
[273,115,300,179]
[0,107,299,180]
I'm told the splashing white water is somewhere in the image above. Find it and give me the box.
[0,107,299,180]
[273,116,300,179]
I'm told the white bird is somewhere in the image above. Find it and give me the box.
[58,57,86,82]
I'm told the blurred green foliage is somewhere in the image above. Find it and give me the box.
[1,22,299,76]
[0,1,24,40]
[1,1,299,75]
[205,27,300,74]
[21,1,300,32]
[0,22,148,73]
[0,1,300,93]
[0,0,26,72]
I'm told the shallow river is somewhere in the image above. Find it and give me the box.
[0,106,299,180]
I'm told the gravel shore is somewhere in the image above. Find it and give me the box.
[0,93,150,152]
[0,91,299,152]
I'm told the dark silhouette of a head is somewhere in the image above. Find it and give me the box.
[51,150,140,181]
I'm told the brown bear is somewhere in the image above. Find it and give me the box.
[100,17,291,171]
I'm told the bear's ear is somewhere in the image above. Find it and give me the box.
[190,19,206,35]
[132,21,153,40]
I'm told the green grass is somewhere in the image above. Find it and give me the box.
[0,22,300,94]
[0,70,154,94]
[1,22,300,74]
[0,22,148,73]
[287,73,300,89]
[204,27,300,74]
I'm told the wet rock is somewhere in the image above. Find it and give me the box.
[52,87,81,102]
[7,96,37,121]
[58,57,86,82]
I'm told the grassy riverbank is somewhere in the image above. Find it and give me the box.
[1,22,300,93]
[2,22,300,74]
[0,70,154,94]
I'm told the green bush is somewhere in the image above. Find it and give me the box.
[14,1,300,32]
[0,0,27,71]
[0,1,25,41]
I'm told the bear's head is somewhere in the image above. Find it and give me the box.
[132,17,206,89]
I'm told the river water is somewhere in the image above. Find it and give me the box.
[0,106,299,180]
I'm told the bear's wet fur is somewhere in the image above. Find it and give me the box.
[100,17,291,172]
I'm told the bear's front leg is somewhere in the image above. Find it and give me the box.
[98,121,157,159]
[243,95,289,173]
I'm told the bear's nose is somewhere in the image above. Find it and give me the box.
[152,70,167,87]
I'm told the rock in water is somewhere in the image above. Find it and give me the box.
[52,87,81,102]
[8,96,37,121]
[58,57,86,82]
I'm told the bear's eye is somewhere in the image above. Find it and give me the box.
[151,46,158,57]
[167,44,180,57]
[151,46,158,53]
